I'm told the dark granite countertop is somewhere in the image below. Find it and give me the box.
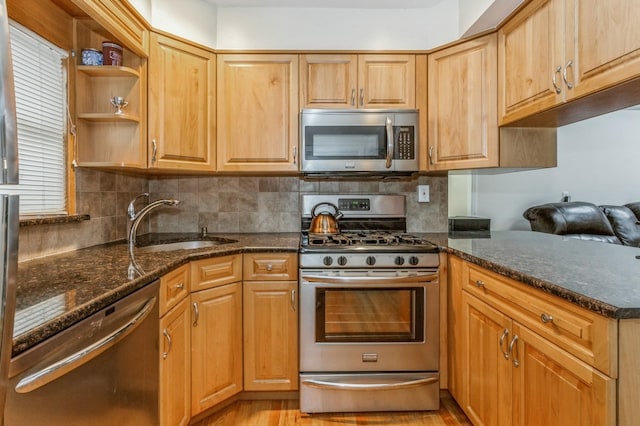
[14,233,300,357]
[445,231,640,320]
[15,229,640,358]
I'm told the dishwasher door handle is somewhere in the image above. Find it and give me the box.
[15,296,157,394]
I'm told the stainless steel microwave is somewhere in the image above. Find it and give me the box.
[300,109,419,176]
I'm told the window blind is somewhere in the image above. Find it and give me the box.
[9,22,68,215]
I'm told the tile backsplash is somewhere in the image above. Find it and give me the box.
[149,174,448,234]
[19,170,447,261]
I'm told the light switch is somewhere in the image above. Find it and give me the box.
[418,185,430,203]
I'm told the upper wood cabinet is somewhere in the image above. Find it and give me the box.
[498,0,562,125]
[148,32,216,171]
[74,19,148,169]
[300,54,416,109]
[217,54,299,172]
[568,0,640,99]
[427,33,498,171]
[499,0,640,125]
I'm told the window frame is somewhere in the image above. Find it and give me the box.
[6,16,76,218]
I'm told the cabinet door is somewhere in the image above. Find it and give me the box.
[71,0,148,56]
[462,292,513,426]
[148,33,216,171]
[217,54,299,172]
[498,0,564,125]
[567,0,640,99]
[300,54,358,108]
[191,283,242,415]
[243,281,298,391]
[512,323,616,426]
[358,55,415,109]
[159,297,191,426]
[428,33,498,171]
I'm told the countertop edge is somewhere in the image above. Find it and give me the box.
[445,246,635,320]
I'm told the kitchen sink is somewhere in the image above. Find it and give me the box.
[134,233,238,253]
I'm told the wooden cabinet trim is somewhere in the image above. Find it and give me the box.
[243,253,298,281]
[191,254,242,291]
[159,297,191,426]
[159,263,190,317]
[464,262,617,376]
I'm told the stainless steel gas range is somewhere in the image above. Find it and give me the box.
[299,194,440,413]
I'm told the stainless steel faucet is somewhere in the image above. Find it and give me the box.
[127,193,180,253]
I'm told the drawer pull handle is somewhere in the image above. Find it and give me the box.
[175,283,184,290]
[475,280,485,288]
[509,335,520,368]
[499,328,510,360]
[162,329,172,359]
[192,302,199,327]
[540,313,554,324]
[552,65,562,94]
[266,264,273,272]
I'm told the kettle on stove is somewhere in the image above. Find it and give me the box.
[309,202,343,234]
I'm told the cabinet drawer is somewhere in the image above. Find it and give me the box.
[159,264,190,316]
[191,254,242,292]
[464,262,617,376]
[243,253,298,281]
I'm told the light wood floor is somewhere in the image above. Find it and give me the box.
[192,391,471,425]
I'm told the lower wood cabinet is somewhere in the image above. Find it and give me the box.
[243,280,298,391]
[449,255,617,425]
[158,252,298,422]
[243,252,298,391]
[191,277,243,415]
[159,297,191,426]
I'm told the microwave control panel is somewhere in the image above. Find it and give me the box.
[396,127,415,159]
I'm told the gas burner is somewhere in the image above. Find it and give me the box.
[302,230,438,252]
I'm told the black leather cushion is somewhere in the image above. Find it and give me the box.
[523,202,617,236]
[625,202,640,221]
[600,205,640,247]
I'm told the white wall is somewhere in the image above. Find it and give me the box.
[216,2,459,50]
[468,109,640,230]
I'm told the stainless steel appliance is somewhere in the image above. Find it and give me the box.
[299,194,440,413]
[5,282,159,425]
[0,1,19,424]
[300,109,419,176]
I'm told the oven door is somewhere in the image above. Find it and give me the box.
[299,269,439,372]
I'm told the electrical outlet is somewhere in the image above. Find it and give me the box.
[418,185,430,203]
[562,191,571,202]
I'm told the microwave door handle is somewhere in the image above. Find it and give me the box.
[385,116,393,168]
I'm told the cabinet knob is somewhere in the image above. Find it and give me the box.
[540,313,554,324]
[175,283,184,290]
[266,263,273,271]
[475,280,485,288]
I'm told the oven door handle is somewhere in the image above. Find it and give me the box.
[301,273,438,285]
[302,376,438,391]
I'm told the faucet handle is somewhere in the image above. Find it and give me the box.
[127,193,150,220]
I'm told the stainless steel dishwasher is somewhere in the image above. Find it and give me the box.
[5,281,159,426]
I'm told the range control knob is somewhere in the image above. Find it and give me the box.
[409,256,420,266]
[395,256,405,266]
[337,256,348,266]
[366,256,376,266]
[323,256,333,266]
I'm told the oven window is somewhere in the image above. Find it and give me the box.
[305,126,385,159]
[316,287,424,343]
